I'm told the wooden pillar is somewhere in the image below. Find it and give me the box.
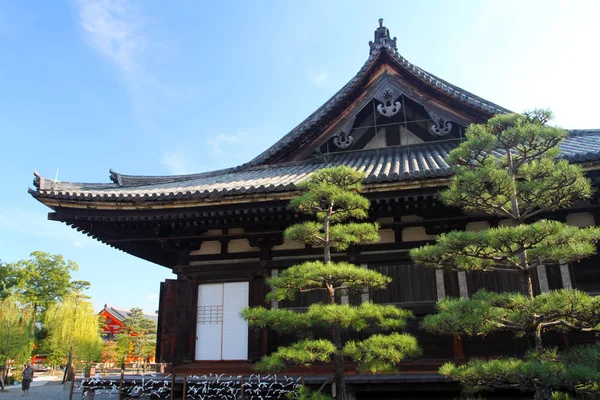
[170,368,175,400]
[435,269,446,299]
[360,264,369,303]
[559,262,572,289]
[457,271,468,298]
[536,265,550,293]
[452,335,465,360]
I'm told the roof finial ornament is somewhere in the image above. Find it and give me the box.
[369,18,398,56]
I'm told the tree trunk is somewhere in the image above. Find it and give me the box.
[331,325,347,400]
[324,211,331,264]
[521,270,535,300]
[534,324,544,352]
[63,347,73,383]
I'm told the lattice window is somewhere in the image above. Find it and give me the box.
[197,305,223,324]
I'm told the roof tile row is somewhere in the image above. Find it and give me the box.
[30,131,600,204]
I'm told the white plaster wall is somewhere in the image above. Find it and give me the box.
[498,219,515,227]
[378,229,395,243]
[401,215,423,222]
[402,227,436,242]
[363,128,387,150]
[566,212,595,227]
[272,239,305,250]
[228,239,257,253]
[190,241,221,255]
[465,221,490,232]
[399,126,424,145]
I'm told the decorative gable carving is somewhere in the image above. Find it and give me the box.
[427,109,453,136]
[374,84,402,117]
[333,117,356,149]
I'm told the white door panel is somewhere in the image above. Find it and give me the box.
[195,284,223,360]
[195,282,248,361]
[222,282,249,360]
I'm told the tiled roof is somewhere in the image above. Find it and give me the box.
[245,42,511,168]
[103,305,158,324]
[29,131,600,204]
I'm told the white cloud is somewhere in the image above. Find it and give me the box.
[75,0,170,123]
[207,131,248,153]
[159,150,197,175]
[146,293,158,300]
[74,241,83,248]
[76,0,145,74]
[309,71,329,87]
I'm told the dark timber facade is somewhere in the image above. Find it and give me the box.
[30,20,600,399]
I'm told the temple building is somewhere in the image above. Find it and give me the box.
[99,304,158,339]
[30,20,600,398]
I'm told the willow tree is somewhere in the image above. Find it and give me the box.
[44,293,103,381]
[410,110,600,399]
[243,166,421,400]
[0,296,34,390]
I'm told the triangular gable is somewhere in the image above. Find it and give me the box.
[244,20,510,168]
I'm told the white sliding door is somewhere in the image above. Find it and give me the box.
[195,282,248,361]
[195,283,223,360]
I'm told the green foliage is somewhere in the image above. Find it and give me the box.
[0,261,21,300]
[266,261,391,302]
[10,251,80,315]
[120,308,157,364]
[343,333,421,373]
[44,294,103,366]
[410,220,600,274]
[440,347,600,398]
[410,110,599,293]
[244,302,413,335]
[421,289,600,337]
[443,110,591,221]
[0,296,35,367]
[290,166,371,223]
[285,166,379,254]
[256,339,336,372]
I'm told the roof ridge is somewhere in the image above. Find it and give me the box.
[569,129,600,136]
[109,167,237,187]
[241,20,511,169]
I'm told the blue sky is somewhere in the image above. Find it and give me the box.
[1,0,599,313]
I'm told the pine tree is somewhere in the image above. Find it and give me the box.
[118,308,157,372]
[410,110,600,399]
[243,166,421,400]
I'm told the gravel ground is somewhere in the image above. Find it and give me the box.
[0,382,77,399]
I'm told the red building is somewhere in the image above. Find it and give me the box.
[99,304,158,339]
